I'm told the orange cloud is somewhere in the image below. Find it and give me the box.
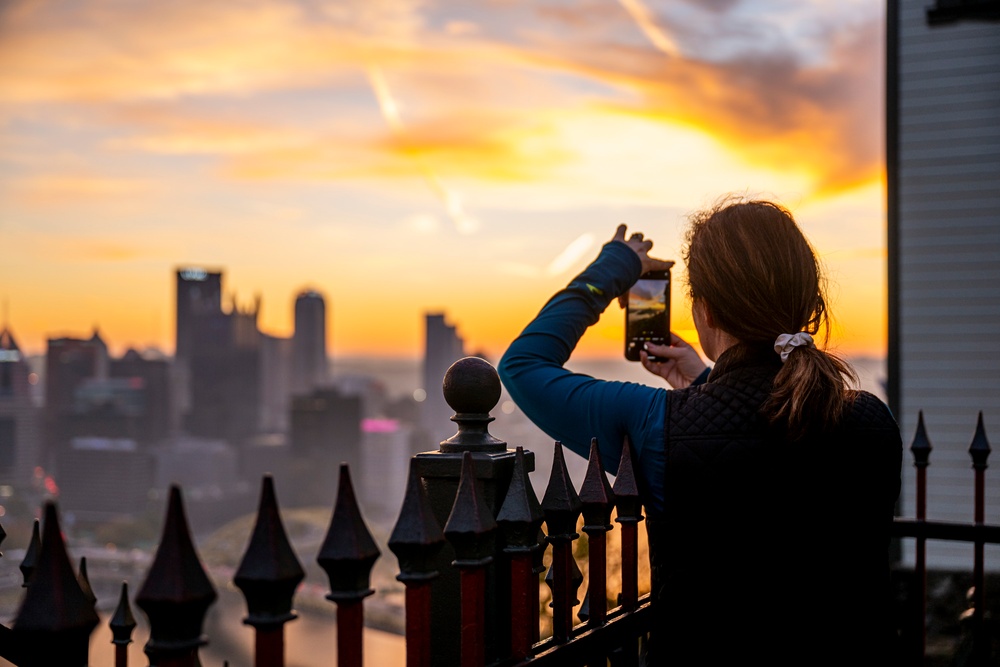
[521,15,884,198]
[7,174,158,207]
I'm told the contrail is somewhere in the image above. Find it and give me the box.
[546,233,595,276]
[617,0,680,57]
[498,233,596,278]
[367,66,480,234]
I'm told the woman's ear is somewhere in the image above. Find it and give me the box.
[701,301,717,330]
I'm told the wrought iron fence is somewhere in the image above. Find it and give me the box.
[0,358,995,666]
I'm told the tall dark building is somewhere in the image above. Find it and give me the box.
[185,296,261,445]
[421,312,466,447]
[175,268,222,363]
[44,330,108,468]
[0,326,41,486]
[292,289,328,396]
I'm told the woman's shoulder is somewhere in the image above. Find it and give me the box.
[842,390,899,433]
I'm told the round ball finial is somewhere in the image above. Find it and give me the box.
[442,357,501,415]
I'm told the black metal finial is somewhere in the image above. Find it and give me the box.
[234,475,306,627]
[444,451,498,566]
[541,442,583,539]
[78,556,97,608]
[12,502,100,662]
[911,411,933,468]
[579,438,615,531]
[110,581,137,646]
[135,485,218,659]
[317,464,380,602]
[969,412,991,471]
[497,446,545,551]
[389,460,445,582]
[20,519,40,587]
[613,436,643,524]
[439,357,506,453]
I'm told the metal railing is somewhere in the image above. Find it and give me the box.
[0,358,995,666]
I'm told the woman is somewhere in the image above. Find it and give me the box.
[498,198,902,666]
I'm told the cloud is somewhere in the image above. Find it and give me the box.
[521,12,884,196]
[0,0,885,202]
[0,0,411,104]
[6,173,158,207]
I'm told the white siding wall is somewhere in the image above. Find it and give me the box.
[897,2,1000,569]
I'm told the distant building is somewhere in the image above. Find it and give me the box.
[0,327,41,487]
[111,349,172,444]
[173,267,223,432]
[287,387,362,507]
[44,330,109,468]
[292,290,329,396]
[887,0,999,569]
[185,296,261,446]
[175,267,223,364]
[421,313,466,447]
[260,333,293,433]
[57,436,153,522]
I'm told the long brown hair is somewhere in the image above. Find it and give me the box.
[683,196,857,439]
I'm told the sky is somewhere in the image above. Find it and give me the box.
[0,0,888,361]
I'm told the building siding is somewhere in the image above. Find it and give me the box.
[893,1,1000,570]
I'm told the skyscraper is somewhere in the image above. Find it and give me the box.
[0,326,41,486]
[292,290,328,396]
[175,267,222,363]
[421,312,466,447]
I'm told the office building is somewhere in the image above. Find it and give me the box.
[292,289,328,396]
[421,313,466,447]
[0,326,41,487]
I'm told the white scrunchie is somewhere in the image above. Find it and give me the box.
[774,332,815,363]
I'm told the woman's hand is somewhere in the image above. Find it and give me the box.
[640,333,708,389]
[613,224,675,308]
[612,224,674,276]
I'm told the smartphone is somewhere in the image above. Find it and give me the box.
[625,268,672,362]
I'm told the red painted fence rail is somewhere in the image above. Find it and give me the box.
[0,359,995,667]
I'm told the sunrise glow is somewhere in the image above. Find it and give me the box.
[0,0,888,361]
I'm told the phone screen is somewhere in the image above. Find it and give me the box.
[625,271,670,361]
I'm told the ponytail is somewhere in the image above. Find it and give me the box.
[764,346,857,440]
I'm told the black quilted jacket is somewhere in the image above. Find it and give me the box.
[644,344,903,666]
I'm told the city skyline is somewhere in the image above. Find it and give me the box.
[1,0,889,360]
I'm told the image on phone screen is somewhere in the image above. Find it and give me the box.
[626,272,670,361]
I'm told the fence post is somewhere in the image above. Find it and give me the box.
[541,441,583,644]
[411,356,532,666]
[110,582,137,667]
[579,438,615,629]
[317,464,380,667]
[444,451,498,667]
[613,436,642,613]
[135,485,218,667]
[12,502,99,667]
[610,436,644,667]
[234,474,305,667]
[389,460,446,667]
[910,412,932,663]
[497,446,544,660]
[968,413,991,667]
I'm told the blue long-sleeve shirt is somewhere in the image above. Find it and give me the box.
[499,241,705,515]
